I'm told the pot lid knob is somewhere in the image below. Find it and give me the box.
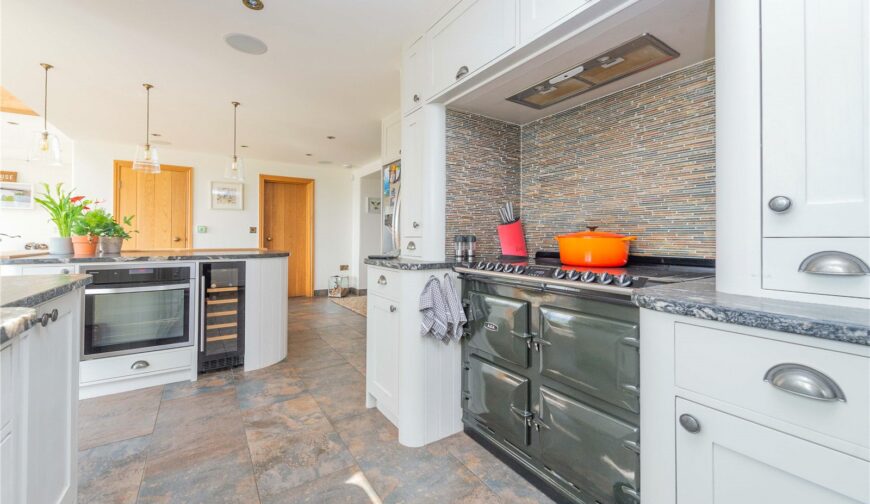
[587,225,599,232]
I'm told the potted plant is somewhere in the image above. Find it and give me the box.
[33,183,89,255]
[70,207,103,256]
[96,211,135,254]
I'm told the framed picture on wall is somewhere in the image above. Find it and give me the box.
[0,182,34,209]
[367,197,381,213]
[210,181,243,210]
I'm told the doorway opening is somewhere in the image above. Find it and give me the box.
[258,175,314,297]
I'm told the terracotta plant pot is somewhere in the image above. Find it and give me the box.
[48,237,73,255]
[71,235,99,256]
[99,236,124,255]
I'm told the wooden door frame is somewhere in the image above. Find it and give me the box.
[112,160,194,250]
[258,174,315,297]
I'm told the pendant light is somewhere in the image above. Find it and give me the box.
[29,63,62,165]
[132,83,160,173]
[225,101,245,181]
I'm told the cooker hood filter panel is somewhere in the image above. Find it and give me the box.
[507,34,680,110]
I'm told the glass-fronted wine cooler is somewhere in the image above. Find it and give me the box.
[199,262,245,372]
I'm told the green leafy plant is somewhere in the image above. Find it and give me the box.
[71,208,137,240]
[33,183,90,238]
[102,214,137,240]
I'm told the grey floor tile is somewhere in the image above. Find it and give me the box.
[78,385,163,451]
[162,369,235,401]
[259,465,378,504]
[78,435,150,504]
[236,362,306,411]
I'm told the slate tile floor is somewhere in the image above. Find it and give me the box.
[77,297,556,504]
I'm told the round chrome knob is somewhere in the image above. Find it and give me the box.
[552,269,566,279]
[494,263,505,272]
[485,262,496,271]
[514,265,526,275]
[566,270,580,281]
[503,264,515,273]
[614,274,633,287]
[679,413,701,434]
[580,271,597,283]
[597,272,613,285]
[475,261,486,270]
[768,195,792,213]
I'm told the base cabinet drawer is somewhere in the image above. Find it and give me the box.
[676,398,869,504]
[22,265,75,275]
[763,238,870,300]
[674,323,870,450]
[366,267,400,301]
[81,346,193,384]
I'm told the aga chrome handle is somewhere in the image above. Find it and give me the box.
[764,363,846,402]
[131,360,150,370]
[455,65,469,80]
[679,413,701,433]
[389,305,397,313]
[377,275,387,285]
[412,221,420,229]
[412,94,420,103]
[767,195,792,213]
[798,251,870,276]
[406,241,417,251]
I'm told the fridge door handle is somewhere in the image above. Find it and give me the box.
[200,275,206,353]
[392,185,402,251]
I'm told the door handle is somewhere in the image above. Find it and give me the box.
[456,65,469,80]
[173,236,181,242]
[763,363,846,402]
[389,305,397,313]
[767,195,792,212]
[798,251,870,276]
[377,275,387,285]
[406,241,416,251]
[131,360,150,370]
[679,413,701,433]
[412,94,420,103]
[412,221,420,229]
[266,236,273,242]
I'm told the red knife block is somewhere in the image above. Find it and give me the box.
[497,220,528,257]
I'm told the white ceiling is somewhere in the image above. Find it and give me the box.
[1,0,453,167]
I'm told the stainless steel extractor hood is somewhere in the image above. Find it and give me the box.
[507,34,680,110]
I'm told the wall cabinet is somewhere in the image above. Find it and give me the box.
[1,289,83,504]
[366,293,400,423]
[400,108,424,240]
[401,37,426,117]
[426,0,517,98]
[381,110,402,164]
[519,0,591,44]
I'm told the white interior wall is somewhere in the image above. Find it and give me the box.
[358,170,383,288]
[349,160,382,289]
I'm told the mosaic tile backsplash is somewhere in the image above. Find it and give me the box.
[446,59,716,259]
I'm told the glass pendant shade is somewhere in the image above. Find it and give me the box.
[225,155,245,181]
[133,143,160,173]
[29,130,62,165]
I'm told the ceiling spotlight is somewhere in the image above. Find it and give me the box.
[151,133,162,137]
[305,153,313,157]
[7,121,19,126]
[224,33,268,55]
[326,135,336,140]
[241,145,249,148]
[243,0,264,10]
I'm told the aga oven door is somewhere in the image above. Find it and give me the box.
[84,283,194,359]
[466,291,531,368]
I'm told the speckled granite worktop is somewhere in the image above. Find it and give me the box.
[0,274,92,344]
[0,249,290,265]
[364,257,462,270]
[633,278,870,345]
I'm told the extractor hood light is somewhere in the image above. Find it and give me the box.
[507,34,679,110]
[132,84,160,173]
[28,63,62,166]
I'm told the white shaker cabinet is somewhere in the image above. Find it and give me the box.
[426,0,517,98]
[401,108,424,241]
[676,399,869,504]
[401,37,427,117]
[366,293,400,424]
[381,110,402,164]
[519,0,591,45]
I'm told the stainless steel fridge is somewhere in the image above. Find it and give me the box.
[381,161,401,253]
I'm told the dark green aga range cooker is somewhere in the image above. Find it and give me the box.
[456,254,714,504]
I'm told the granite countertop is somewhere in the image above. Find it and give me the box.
[0,249,290,265]
[0,274,92,344]
[633,278,870,345]
[364,257,463,270]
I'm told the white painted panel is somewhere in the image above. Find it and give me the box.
[381,111,402,164]
[762,237,870,302]
[519,0,591,44]
[675,322,870,450]
[676,399,869,503]
[368,295,399,421]
[402,37,426,116]
[762,0,870,238]
[401,108,424,239]
[80,346,193,384]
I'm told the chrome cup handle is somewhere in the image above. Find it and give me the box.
[764,363,846,402]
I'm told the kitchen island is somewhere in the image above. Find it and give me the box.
[1,249,290,398]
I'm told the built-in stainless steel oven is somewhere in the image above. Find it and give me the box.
[82,263,196,359]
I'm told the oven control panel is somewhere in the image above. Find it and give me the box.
[524,266,555,277]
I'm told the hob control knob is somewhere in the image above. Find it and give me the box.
[485,262,496,271]
[514,265,526,274]
[494,263,505,272]
[552,269,567,279]
[614,274,633,287]
[566,270,580,281]
[597,272,613,285]
[475,261,486,270]
[503,264,515,273]
[580,271,597,283]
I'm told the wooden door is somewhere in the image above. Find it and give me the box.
[114,160,192,249]
[259,175,314,297]
[675,398,869,504]
[761,0,870,238]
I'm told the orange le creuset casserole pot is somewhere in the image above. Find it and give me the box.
[554,226,637,267]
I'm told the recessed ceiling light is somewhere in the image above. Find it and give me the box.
[6,121,18,126]
[342,163,353,168]
[305,153,313,157]
[318,160,332,165]
[241,145,249,148]
[242,0,264,10]
[326,135,336,140]
[151,133,161,137]
[224,33,268,55]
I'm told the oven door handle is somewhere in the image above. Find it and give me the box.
[86,283,192,295]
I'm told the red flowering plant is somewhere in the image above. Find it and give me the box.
[33,183,91,238]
